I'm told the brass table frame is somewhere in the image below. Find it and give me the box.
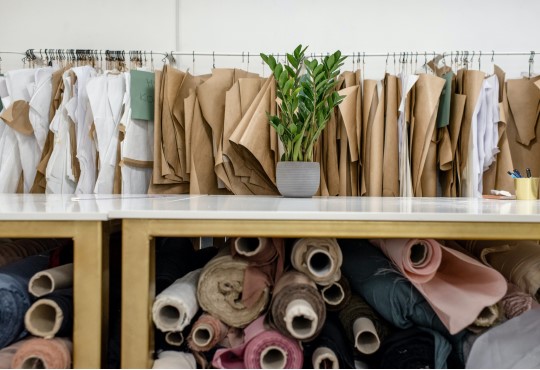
[121,218,540,368]
[0,220,112,369]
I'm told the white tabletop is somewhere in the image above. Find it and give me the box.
[107,195,540,223]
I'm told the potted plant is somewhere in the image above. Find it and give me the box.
[261,45,346,197]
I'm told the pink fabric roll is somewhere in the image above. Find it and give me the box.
[212,316,303,369]
[371,238,507,334]
[11,337,72,369]
[188,313,229,352]
[0,339,29,369]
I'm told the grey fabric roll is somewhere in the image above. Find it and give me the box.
[0,255,49,348]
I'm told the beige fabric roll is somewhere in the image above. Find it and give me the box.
[291,238,342,286]
[462,240,540,300]
[471,304,500,330]
[28,263,73,298]
[197,254,269,327]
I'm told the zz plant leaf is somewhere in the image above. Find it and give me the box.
[261,45,346,162]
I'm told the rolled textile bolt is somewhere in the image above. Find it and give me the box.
[473,304,499,328]
[312,347,339,369]
[234,237,266,257]
[260,345,288,369]
[191,324,213,348]
[409,243,430,267]
[284,299,318,340]
[164,331,184,347]
[152,269,201,332]
[353,317,381,354]
[11,337,72,369]
[321,282,345,307]
[25,299,63,339]
[306,248,335,280]
[28,264,73,298]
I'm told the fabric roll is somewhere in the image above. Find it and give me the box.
[25,288,73,339]
[0,255,49,348]
[339,239,458,368]
[321,276,351,311]
[0,239,64,268]
[213,315,303,369]
[291,238,342,286]
[270,271,326,341]
[338,294,389,354]
[152,350,196,369]
[371,238,507,334]
[11,337,72,369]
[377,327,437,369]
[471,304,499,329]
[500,283,540,319]
[187,313,229,352]
[153,269,201,332]
[198,253,269,328]
[303,315,355,369]
[461,240,540,300]
[155,237,216,295]
[164,332,184,347]
[466,307,540,369]
[0,339,28,369]
[28,263,73,298]
[231,237,284,308]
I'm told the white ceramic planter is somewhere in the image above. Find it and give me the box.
[276,161,320,197]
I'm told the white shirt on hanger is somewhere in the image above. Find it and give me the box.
[86,72,125,194]
[71,65,98,195]
[46,71,77,194]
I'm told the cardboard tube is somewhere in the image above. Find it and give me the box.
[306,249,334,279]
[24,299,63,339]
[28,264,73,298]
[321,282,345,306]
[191,323,213,348]
[234,237,265,257]
[312,347,339,369]
[284,299,318,340]
[353,317,380,354]
[260,345,287,369]
[164,331,184,346]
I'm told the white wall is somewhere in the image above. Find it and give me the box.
[1,0,539,78]
[0,0,177,71]
[176,0,540,78]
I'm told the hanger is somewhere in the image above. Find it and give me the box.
[212,51,216,69]
[385,52,389,74]
[393,52,396,75]
[471,51,475,70]
[529,51,535,78]
[478,51,482,71]
[247,52,250,73]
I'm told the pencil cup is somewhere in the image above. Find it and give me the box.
[514,177,540,200]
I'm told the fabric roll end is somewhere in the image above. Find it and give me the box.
[191,324,214,348]
[234,237,265,257]
[306,249,335,281]
[312,346,339,369]
[353,317,381,354]
[28,274,54,298]
[152,302,187,332]
[24,299,63,339]
[284,299,318,340]
[321,282,345,306]
[164,331,184,347]
[260,345,288,369]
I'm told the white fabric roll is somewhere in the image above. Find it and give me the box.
[466,307,540,368]
[152,269,201,332]
[152,351,196,369]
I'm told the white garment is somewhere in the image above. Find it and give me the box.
[398,73,419,197]
[71,66,98,194]
[0,69,38,193]
[466,307,540,368]
[46,72,77,194]
[86,72,125,194]
[29,67,54,152]
[120,72,154,194]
